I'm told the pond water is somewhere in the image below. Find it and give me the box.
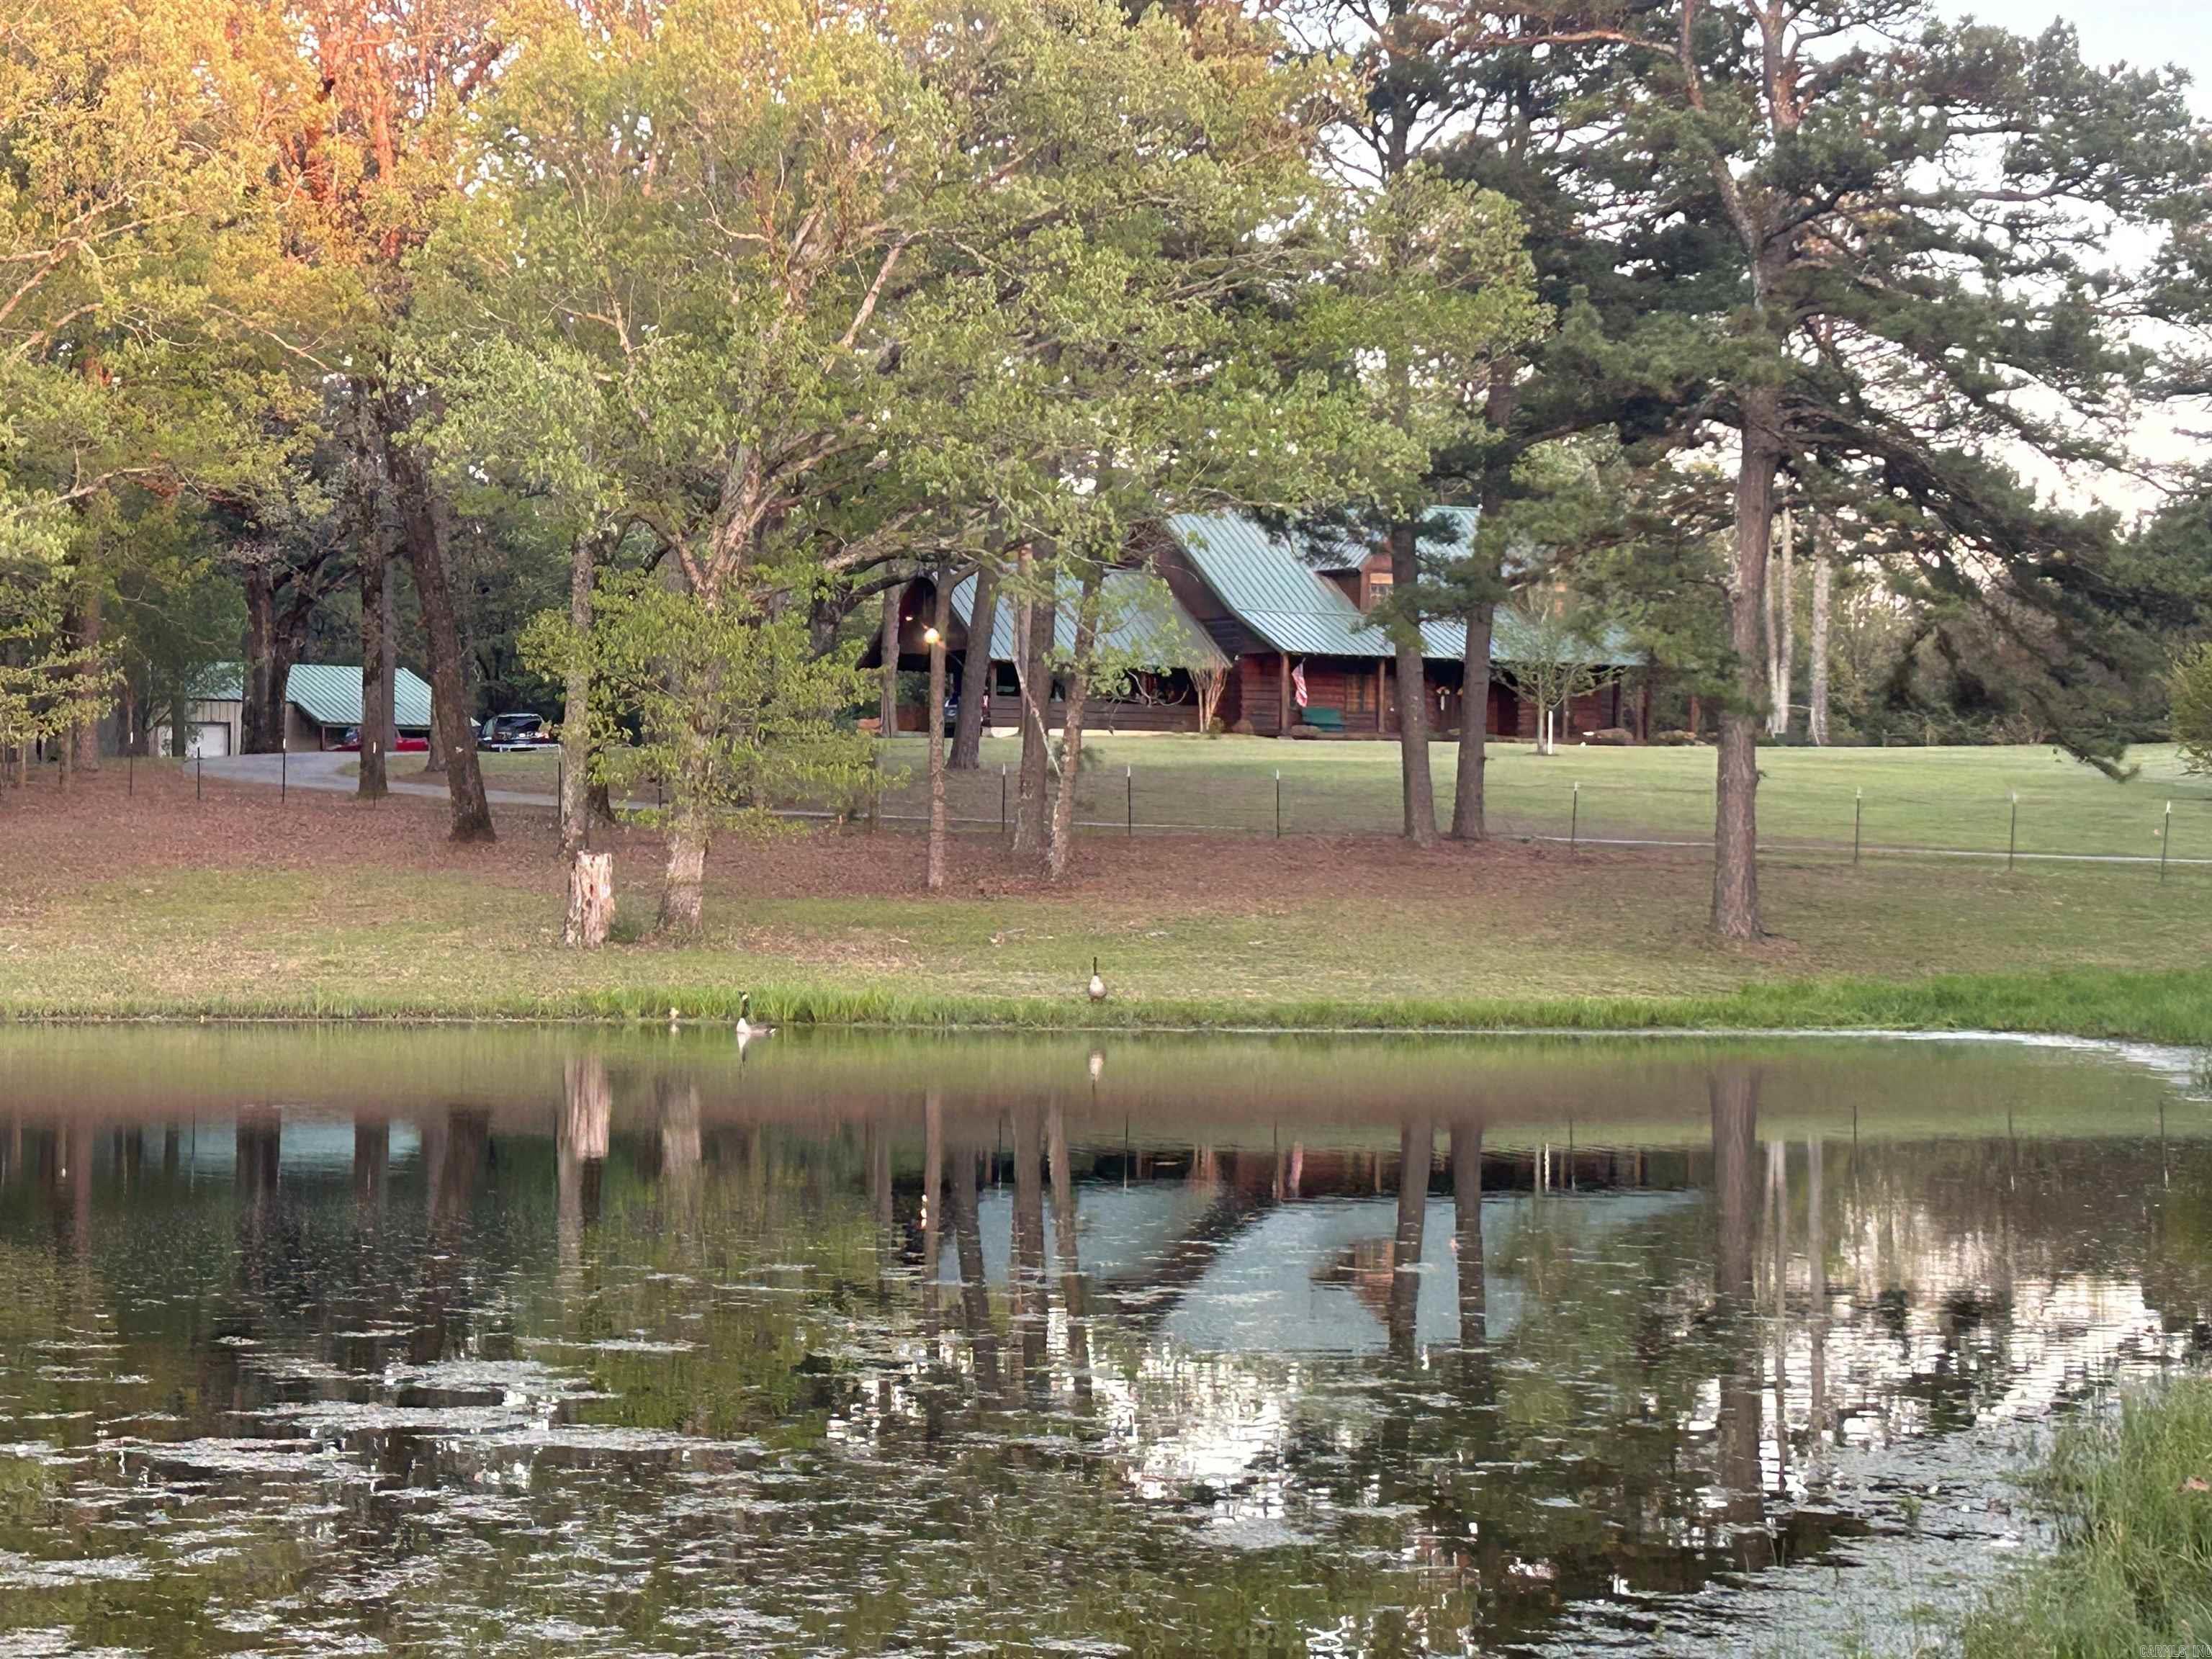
[1,1028,2208,1656]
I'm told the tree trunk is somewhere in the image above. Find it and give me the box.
[563,850,613,948]
[877,582,900,736]
[423,689,448,773]
[1808,524,1832,747]
[383,413,493,842]
[927,574,950,893]
[1714,396,1779,939]
[1450,600,1494,840]
[1711,1064,1767,1554]
[657,804,708,936]
[1778,510,1794,736]
[1044,571,1103,882]
[949,1141,1001,1402]
[921,1090,944,1331]
[559,532,595,854]
[241,567,290,755]
[1765,515,1783,737]
[805,590,843,662]
[120,676,143,757]
[1768,505,1794,738]
[950,562,996,770]
[1012,547,1052,860]
[1388,521,1437,847]
[380,558,398,750]
[1388,1115,1432,1362]
[1449,1119,1484,1346]
[73,588,101,772]
[655,702,711,935]
[1046,1102,1090,1401]
[359,536,389,801]
[1010,1107,1048,1398]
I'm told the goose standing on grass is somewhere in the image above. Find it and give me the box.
[1087,959,1107,1004]
[735,993,774,1046]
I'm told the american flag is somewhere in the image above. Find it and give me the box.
[1291,660,1309,709]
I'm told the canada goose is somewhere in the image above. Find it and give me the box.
[1087,958,1107,1002]
[735,993,774,1041]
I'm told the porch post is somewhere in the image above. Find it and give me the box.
[1375,661,1386,733]
[1277,653,1291,736]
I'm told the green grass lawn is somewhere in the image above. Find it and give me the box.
[477,737,2212,858]
[868,734,2212,855]
[6,750,2212,1038]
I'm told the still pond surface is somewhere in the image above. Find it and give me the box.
[1,1028,2208,1655]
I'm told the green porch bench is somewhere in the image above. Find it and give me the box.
[1298,706,1346,732]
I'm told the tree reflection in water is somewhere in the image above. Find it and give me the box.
[0,1031,2208,1654]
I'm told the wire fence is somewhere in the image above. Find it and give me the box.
[38,749,2212,879]
[857,757,2212,876]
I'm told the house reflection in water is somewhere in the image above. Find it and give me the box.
[2,1031,2211,1655]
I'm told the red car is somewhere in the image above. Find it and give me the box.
[333,728,429,752]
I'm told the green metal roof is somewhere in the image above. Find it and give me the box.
[948,569,1229,673]
[1162,513,1637,667]
[201,662,435,729]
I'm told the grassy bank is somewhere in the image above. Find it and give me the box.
[1966,1380,2212,1657]
[4,762,2211,1042]
[9,966,2212,1044]
[13,956,2212,1043]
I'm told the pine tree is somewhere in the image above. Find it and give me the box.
[1468,0,2207,934]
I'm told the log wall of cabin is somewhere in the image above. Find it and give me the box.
[1508,680,1629,740]
[1231,653,1283,734]
[897,655,1207,734]
[1226,652,1544,738]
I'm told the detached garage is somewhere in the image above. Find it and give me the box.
[151,663,435,755]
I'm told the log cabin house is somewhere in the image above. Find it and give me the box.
[867,511,1644,739]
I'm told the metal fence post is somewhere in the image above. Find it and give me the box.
[1569,782,1580,851]
[281,746,287,801]
[2162,800,2172,884]
[1000,764,1008,837]
[2008,792,2018,871]
[1274,769,1282,840]
[1125,766,1133,837]
[127,755,133,797]
[1853,788,1862,866]
[196,755,202,800]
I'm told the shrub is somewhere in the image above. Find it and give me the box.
[2170,644,2212,775]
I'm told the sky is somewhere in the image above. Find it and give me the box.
[1953,0,2212,105]
[1932,3,2210,513]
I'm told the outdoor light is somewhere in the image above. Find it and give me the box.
[922,626,942,645]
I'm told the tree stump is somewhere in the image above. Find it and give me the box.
[563,851,613,948]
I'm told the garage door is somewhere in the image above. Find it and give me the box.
[186,722,230,758]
